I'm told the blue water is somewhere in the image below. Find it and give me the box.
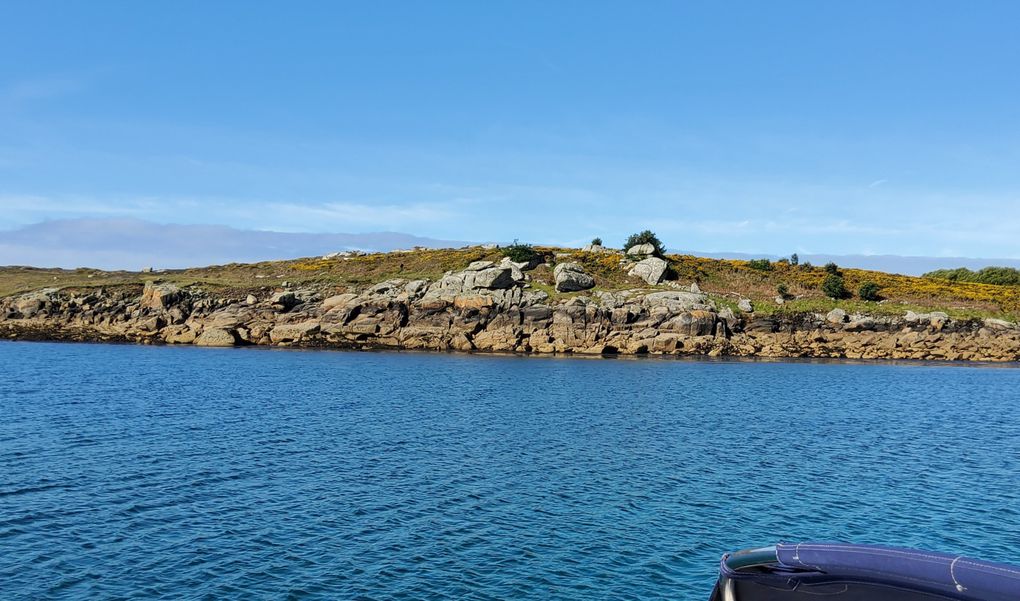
[2,342,1019,600]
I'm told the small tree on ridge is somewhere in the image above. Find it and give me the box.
[623,230,665,256]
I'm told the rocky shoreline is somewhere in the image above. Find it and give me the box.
[3,255,1020,362]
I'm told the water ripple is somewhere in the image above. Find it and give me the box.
[2,342,1019,599]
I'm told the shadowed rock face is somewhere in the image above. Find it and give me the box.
[2,262,1019,362]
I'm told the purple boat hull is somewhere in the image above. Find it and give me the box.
[709,542,1020,601]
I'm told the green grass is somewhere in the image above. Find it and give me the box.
[750,297,1006,322]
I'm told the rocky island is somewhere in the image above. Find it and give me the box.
[2,242,1019,362]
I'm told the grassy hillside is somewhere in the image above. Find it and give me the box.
[2,247,1018,321]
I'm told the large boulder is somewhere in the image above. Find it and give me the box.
[463,260,494,271]
[626,243,656,256]
[929,311,949,329]
[422,263,524,297]
[643,291,712,312]
[845,316,876,331]
[270,321,321,343]
[738,298,753,313]
[367,279,406,296]
[717,307,739,329]
[628,257,668,285]
[498,257,527,280]
[465,267,517,290]
[270,291,298,311]
[500,254,542,270]
[141,282,181,311]
[404,280,430,299]
[194,328,238,347]
[661,309,717,336]
[323,293,358,311]
[453,294,495,310]
[904,310,947,325]
[554,263,595,292]
[424,273,469,298]
[164,327,197,344]
[983,318,1016,331]
[14,290,55,318]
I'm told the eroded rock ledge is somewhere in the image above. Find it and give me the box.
[2,260,1019,362]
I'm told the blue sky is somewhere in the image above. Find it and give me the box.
[2,1,1019,257]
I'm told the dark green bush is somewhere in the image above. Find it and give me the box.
[858,281,881,301]
[790,253,799,266]
[777,283,789,298]
[824,262,840,275]
[923,266,1020,286]
[748,258,773,271]
[622,230,665,256]
[822,273,848,299]
[502,240,538,263]
[591,237,603,246]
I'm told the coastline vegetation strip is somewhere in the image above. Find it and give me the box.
[2,246,1018,321]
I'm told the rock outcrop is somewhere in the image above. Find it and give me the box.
[195,328,238,347]
[626,243,656,256]
[581,243,616,254]
[553,263,595,292]
[2,264,1019,362]
[628,257,668,285]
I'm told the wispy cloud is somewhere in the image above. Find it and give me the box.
[2,175,1020,258]
[260,200,464,232]
[0,74,87,104]
[0,193,467,235]
[0,218,472,269]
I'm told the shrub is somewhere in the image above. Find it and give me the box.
[801,261,813,269]
[623,230,665,256]
[790,253,799,266]
[859,281,881,301]
[777,258,790,266]
[822,273,848,299]
[748,258,773,271]
[777,283,789,298]
[502,239,538,263]
[824,262,840,275]
[923,266,1020,286]
[591,237,603,246]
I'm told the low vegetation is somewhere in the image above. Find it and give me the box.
[858,281,881,302]
[501,240,539,264]
[3,244,1020,321]
[924,266,1020,286]
[822,273,848,299]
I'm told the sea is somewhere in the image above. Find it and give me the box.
[2,341,1019,599]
